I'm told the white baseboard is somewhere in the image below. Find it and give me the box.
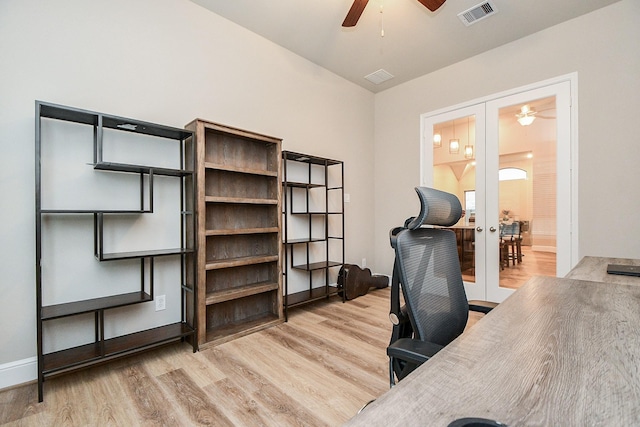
[0,357,37,391]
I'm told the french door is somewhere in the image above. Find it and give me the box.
[421,78,575,302]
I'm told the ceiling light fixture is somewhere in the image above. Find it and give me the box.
[449,139,460,154]
[516,105,536,126]
[464,145,473,158]
[449,120,459,154]
[464,117,474,159]
[433,133,442,148]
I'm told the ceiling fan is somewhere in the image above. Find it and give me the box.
[516,105,556,126]
[342,0,446,27]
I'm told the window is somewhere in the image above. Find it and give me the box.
[499,167,527,181]
[464,190,476,215]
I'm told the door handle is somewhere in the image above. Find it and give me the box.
[489,226,497,232]
[476,227,483,232]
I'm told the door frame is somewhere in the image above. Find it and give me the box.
[420,73,579,301]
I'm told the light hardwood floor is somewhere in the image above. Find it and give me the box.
[499,246,556,289]
[0,279,492,427]
[1,249,549,427]
[1,290,395,427]
[462,246,556,290]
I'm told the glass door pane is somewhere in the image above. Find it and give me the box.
[486,81,573,302]
[496,96,558,291]
[432,114,481,296]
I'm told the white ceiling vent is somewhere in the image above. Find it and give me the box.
[365,69,394,85]
[458,1,498,26]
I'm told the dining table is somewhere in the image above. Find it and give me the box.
[445,225,476,272]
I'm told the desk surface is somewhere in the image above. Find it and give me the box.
[345,274,640,426]
[565,255,640,284]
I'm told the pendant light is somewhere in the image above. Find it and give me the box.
[464,117,474,159]
[449,120,459,154]
[433,132,442,148]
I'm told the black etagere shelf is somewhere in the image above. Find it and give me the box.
[281,151,345,320]
[35,101,197,402]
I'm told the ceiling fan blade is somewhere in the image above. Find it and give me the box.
[342,0,369,27]
[416,0,446,12]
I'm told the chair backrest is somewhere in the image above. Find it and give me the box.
[500,222,520,239]
[391,187,469,346]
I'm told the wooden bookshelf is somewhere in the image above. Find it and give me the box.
[185,119,283,346]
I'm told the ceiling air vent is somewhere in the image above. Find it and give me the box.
[458,1,498,26]
[365,69,394,85]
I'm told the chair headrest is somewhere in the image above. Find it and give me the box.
[405,187,462,230]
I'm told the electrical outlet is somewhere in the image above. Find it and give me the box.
[362,258,367,268]
[344,193,351,203]
[155,294,166,311]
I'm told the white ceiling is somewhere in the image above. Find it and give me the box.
[190,0,620,93]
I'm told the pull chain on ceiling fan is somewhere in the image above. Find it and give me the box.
[342,0,446,27]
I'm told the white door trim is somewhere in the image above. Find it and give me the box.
[420,73,579,302]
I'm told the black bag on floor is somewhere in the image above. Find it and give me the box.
[337,264,388,300]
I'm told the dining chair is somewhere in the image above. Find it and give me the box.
[500,222,522,265]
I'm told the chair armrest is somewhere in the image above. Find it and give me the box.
[387,338,444,365]
[468,300,498,314]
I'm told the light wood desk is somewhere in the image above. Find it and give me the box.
[565,255,640,284]
[345,269,640,426]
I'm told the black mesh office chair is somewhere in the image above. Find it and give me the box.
[387,187,497,386]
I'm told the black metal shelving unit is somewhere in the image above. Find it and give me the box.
[282,151,344,320]
[35,101,197,402]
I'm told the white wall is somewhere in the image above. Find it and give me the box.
[0,0,375,381]
[373,0,640,275]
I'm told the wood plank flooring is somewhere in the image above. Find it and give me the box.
[0,285,489,427]
[499,246,556,289]
[0,289,395,427]
[462,246,556,289]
